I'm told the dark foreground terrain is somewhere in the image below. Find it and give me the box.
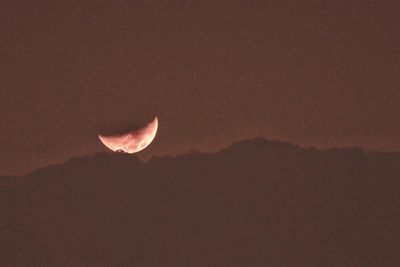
[1,138,400,266]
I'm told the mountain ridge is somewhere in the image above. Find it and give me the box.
[1,137,400,266]
[2,137,399,181]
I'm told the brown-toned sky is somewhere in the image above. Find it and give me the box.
[1,0,399,175]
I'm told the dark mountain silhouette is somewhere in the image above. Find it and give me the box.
[1,138,400,266]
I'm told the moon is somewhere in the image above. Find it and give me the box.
[98,116,158,154]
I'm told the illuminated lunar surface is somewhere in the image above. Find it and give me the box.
[98,117,158,153]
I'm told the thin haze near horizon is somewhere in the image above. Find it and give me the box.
[1,1,399,175]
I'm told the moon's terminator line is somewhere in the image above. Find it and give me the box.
[98,116,158,153]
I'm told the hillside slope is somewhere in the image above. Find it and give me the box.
[1,138,400,266]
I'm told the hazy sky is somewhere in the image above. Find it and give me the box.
[1,0,399,175]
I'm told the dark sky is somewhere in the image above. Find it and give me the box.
[1,0,399,175]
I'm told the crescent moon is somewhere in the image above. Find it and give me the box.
[98,116,158,154]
